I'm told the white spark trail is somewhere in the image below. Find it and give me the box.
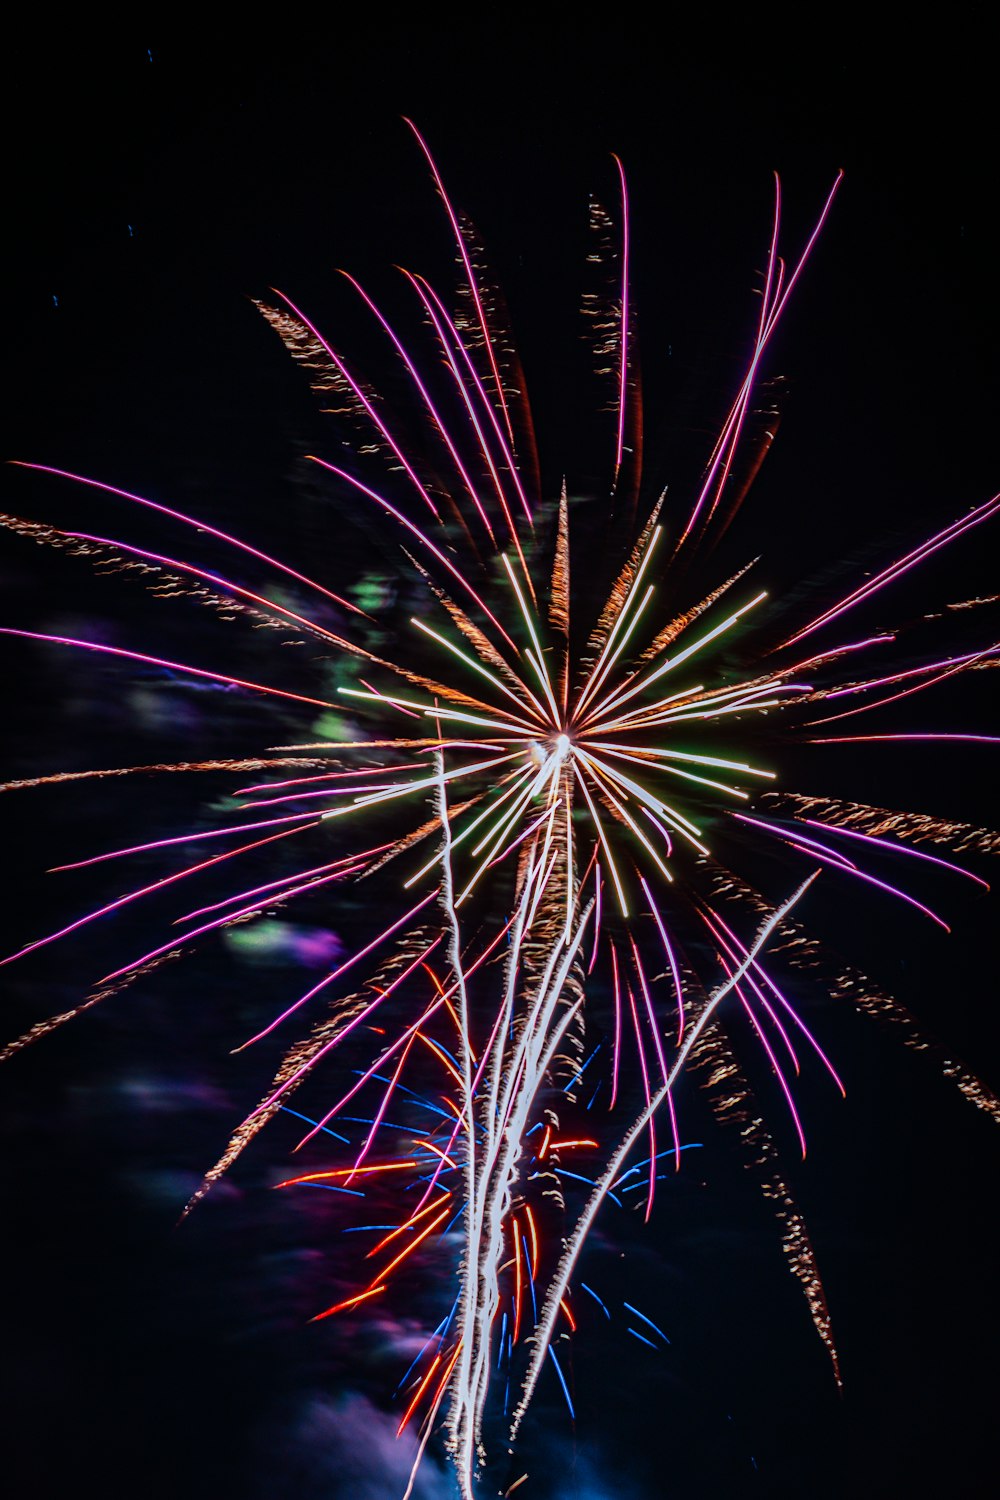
[511,874,818,1436]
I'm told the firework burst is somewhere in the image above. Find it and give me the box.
[3,122,998,1497]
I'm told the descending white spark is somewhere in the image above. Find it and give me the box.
[511,874,818,1436]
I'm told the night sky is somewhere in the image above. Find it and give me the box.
[2,25,998,1500]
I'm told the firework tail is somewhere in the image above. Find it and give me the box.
[512,873,818,1437]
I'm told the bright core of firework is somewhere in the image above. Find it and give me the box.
[297,498,787,941]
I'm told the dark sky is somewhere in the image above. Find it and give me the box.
[2,23,998,1500]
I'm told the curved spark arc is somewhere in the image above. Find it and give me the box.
[403,118,519,460]
[404,272,538,594]
[3,127,998,1500]
[8,461,370,619]
[612,152,631,483]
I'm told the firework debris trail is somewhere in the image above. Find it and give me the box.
[2,120,999,1498]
